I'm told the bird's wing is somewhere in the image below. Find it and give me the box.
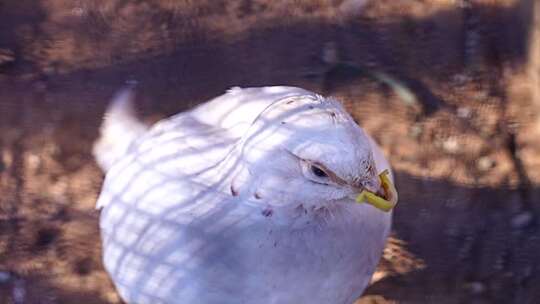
[95,111,238,209]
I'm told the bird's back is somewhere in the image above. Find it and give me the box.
[190,86,313,134]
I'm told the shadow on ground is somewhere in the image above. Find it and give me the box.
[362,172,540,304]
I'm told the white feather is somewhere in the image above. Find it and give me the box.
[93,87,148,172]
[95,86,393,304]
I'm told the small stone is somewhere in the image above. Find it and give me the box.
[473,90,488,101]
[442,137,459,154]
[452,73,470,85]
[322,42,338,65]
[511,212,534,229]
[0,49,15,65]
[465,281,486,295]
[370,270,388,284]
[71,7,84,16]
[409,124,423,138]
[476,156,496,171]
[457,107,472,118]
[105,290,122,303]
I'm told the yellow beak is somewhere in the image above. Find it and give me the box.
[355,169,398,212]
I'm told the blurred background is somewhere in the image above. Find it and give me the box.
[0,0,539,303]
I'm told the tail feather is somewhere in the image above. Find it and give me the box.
[93,87,148,172]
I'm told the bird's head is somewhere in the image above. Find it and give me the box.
[231,94,397,212]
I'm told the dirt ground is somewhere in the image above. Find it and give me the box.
[1,0,540,303]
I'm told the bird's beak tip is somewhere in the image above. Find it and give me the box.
[355,170,398,212]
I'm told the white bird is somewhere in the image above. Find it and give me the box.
[94,86,396,304]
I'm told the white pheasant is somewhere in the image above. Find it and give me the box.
[94,86,396,304]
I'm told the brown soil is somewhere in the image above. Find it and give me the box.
[1,0,539,303]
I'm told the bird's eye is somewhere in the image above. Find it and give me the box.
[311,165,328,178]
